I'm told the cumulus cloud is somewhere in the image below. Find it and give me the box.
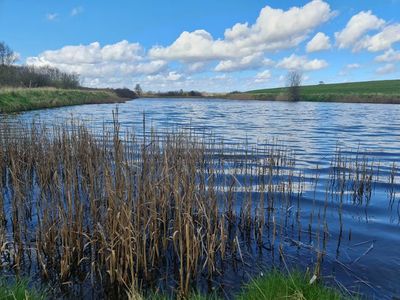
[26,41,167,86]
[306,32,331,52]
[214,53,273,72]
[335,11,385,50]
[149,0,333,62]
[277,54,328,71]
[356,24,400,52]
[28,1,400,91]
[146,71,184,82]
[28,40,144,65]
[254,70,271,83]
[376,63,397,75]
[375,49,400,62]
[186,62,208,73]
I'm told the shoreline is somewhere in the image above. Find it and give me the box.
[143,93,400,104]
[0,87,132,113]
[222,93,400,104]
[2,86,400,115]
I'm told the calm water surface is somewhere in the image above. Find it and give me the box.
[12,98,400,299]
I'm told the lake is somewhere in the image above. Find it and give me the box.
[7,98,400,299]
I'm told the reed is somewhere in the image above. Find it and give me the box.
[0,114,397,299]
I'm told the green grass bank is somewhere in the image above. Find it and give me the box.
[0,271,351,299]
[228,79,400,104]
[142,271,351,300]
[0,88,130,113]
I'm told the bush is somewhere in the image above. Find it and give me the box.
[112,88,138,99]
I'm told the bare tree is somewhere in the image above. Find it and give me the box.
[286,70,302,101]
[0,41,17,65]
[134,83,143,96]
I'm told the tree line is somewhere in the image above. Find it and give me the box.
[147,89,203,97]
[0,41,80,89]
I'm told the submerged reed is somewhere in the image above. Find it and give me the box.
[0,114,397,299]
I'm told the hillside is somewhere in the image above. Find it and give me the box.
[227,79,400,103]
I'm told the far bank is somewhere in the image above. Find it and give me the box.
[227,79,400,104]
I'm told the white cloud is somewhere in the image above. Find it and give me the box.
[346,63,361,69]
[149,0,333,62]
[376,63,397,75]
[146,71,184,82]
[338,63,361,76]
[28,40,143,65]
[255,70,272,83]
[215,53,273,72]
[26,41,167,86]
[71,6,84,17]
[375,49,400,62]
[306,32,331,52]
[46,13,58,21]
[356,24,400,52]
[187,62,208,73]
[277,54,328,71]
[335,11,385,50]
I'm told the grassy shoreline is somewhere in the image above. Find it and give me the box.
[142,270,350,300]
[142,79,400,104]
[0,87,130,113]
[231,79,400,104]
[0,271,348,300]
[2,79,400,113]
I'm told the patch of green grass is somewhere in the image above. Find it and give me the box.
[0,279,46,300]
[0,87,125,113]
[137,271,351,300]
[236,270,348,300]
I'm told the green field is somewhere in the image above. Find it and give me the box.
[234,79,400,103]
[0,88,127,113]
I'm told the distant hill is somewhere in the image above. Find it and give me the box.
[248,79,400,95]
[226,79,400,104]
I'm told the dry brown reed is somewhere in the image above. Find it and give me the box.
[0,114,397,299]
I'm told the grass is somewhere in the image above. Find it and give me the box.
[0,279,45,300]
[231,79,400,103]
[0,87,126,112]
[236,270,346,300]
[138,271,348,300]
[0,273,351,300]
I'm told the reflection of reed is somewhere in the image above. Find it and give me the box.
[0,113,398,298]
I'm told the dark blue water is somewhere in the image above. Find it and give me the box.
[9,98,400,299]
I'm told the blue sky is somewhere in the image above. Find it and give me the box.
[1,0,399,92]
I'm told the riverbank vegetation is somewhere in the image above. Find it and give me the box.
[140,271,346,299]
[0,272,345,300]
[235,270,345,300]
[0,279,45,300]
[145,89,204,98]
[0,113,396,298]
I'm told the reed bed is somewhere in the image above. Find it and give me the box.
[0,114,398,299]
